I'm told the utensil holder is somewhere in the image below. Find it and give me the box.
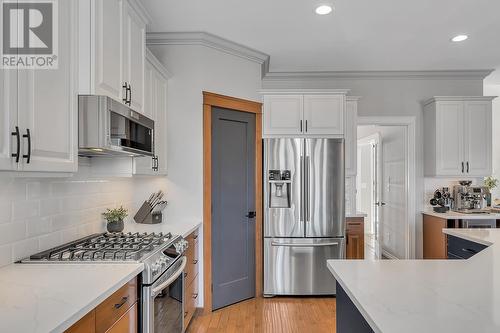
[134,201,163,224]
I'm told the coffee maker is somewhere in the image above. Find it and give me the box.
[452,181,491,213]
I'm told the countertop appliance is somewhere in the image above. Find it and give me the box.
[78,95,154,157]
[429,187,452,213]
[20,232,188,333]
[452,181,491,214]
[264,138,345,296]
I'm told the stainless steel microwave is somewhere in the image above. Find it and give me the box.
[78,95,154,157]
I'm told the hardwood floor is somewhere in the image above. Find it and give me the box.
[186,297,336,333]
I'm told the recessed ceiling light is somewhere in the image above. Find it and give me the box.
[315,5,333,15]
[451,34,468,42]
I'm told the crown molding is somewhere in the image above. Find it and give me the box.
[262,69,495,81]
[423,96,498,106]
[127,0,152,25]
[146,48,172,79]
[258,89,350,95]
[146,32,270,77]
[346,96,362,101]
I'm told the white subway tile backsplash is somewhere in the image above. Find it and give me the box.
[12,200,39,221]
[0,175,168,267]
[0,202,12,224]
[26,216,52,238]
[0,222,26,246]
[12,238,39,261]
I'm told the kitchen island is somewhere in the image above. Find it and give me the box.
[328,228,500,333]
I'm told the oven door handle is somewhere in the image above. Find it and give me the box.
[152,256,187,296]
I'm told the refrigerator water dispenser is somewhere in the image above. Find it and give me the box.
[268,170,291,208]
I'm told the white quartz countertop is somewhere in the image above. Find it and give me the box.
[327,228,500,333]
[423,210,500,219]
[0,263,143,333]
[123,219,201,238]
[346,212,368,218]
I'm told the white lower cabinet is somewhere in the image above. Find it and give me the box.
[424,97,495,177]
[133,50,169,175]
[1,0,78,173]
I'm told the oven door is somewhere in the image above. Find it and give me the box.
[142,256,187,333]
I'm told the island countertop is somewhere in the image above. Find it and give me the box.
[327,228,500,333]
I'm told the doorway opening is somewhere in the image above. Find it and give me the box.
[203,92,263,313]
[356,117,416,259]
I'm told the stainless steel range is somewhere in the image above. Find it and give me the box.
[20,232,188,333]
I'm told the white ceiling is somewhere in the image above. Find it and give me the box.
[143,0,500,80]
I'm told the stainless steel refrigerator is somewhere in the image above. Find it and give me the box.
[263,138,345,296]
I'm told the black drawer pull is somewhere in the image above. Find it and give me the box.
[193,293,198,299]
[193,234,198,240]
[114,296,128,309]
[462,248,478,255]
[184,272,188,278]
[184,311,188,318]
[193,259,198,264]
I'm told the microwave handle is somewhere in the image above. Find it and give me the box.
[151,256,187,296]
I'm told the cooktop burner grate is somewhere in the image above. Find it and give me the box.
[26,232,172,262]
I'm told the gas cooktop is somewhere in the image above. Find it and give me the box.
[21,232,173,262]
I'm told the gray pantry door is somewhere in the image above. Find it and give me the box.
[211,107,256,310]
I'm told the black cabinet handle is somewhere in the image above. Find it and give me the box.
[114,296,128,309]
[22,129,31,164]
[184,272,188,278]
[193,234,198,240]
[11,126,20,163]
[467,161,469,173]
[461,162,464,173]
[245,211,256,218]
[300,120,303,132]
[193,259,198,264]
[122,82,129,104]
[192,293,198,299]
[305,120,308,132]
[127,83,132,105]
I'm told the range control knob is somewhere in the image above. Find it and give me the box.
[151,263,160,275]
[159,256,168,266]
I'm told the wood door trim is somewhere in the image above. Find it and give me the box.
[203,91,263,314]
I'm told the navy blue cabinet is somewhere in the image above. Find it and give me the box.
[336,282,375,333]
[447,235,487,259]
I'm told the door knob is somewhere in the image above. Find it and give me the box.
[245,211,256,218]
[375,202,386,206]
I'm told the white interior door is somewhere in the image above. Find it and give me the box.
[379,126,407,259]
[17,0,78,172]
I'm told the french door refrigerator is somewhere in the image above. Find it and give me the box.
[263,138,345,296]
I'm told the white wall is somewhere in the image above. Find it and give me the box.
[263,76,484,258]
[148,44,263,305]
[0,161,167,267]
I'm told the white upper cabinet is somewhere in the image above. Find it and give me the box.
[263,95,303,135]
[134,50,169,176]
[303,95,344,135]
[345,97,359,176]
[262,91,347,137]
[93,0,124,101]
[79,0,148,113]
[1,0,78,173]
[122,1,146,113]
[424,97,495,177]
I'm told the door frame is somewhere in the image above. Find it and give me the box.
[357,116,416,259]
[202,91,263,313]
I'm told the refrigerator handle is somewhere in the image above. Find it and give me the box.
[305,155,310,222]
[300,155,304,222]
[271,241,339,247]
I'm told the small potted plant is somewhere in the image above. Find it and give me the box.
[102,206,128,233]
[484,176,498,206]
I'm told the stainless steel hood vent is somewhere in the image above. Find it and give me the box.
[78,95,154,157]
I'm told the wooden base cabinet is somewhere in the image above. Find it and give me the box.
[346,217,364,259]
[65,277,138,333]
[423,215,448,259]
[183,229,200,331]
